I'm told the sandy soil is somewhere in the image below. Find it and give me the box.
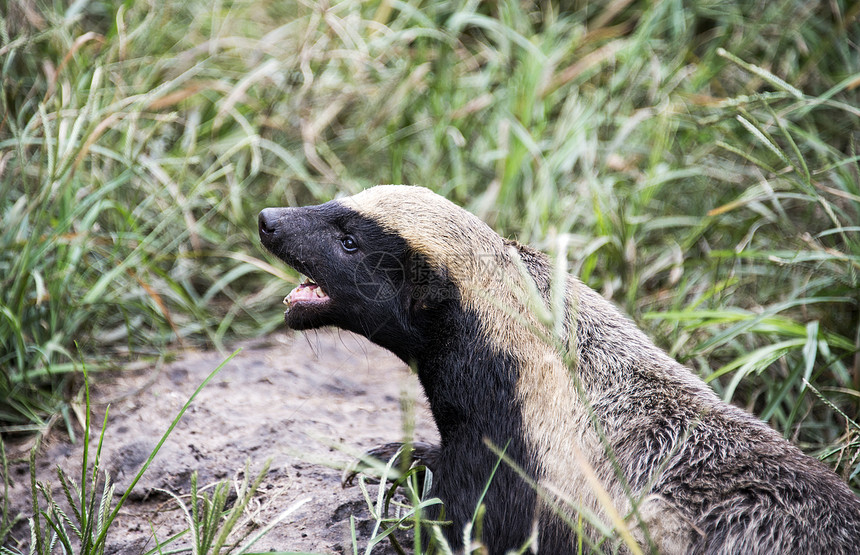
[4,330,439,554]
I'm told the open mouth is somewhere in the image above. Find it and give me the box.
[284,277,330,308]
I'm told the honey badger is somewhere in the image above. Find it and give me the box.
[258,185,860,553]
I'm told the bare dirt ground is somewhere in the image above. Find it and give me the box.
[4,330,439,554]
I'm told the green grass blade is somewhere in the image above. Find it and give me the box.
[93,349,241,551]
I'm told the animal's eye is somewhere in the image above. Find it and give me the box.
[341,235,358,253]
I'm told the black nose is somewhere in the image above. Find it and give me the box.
[258,208,279,236]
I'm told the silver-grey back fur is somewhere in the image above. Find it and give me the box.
[569,281,860,553]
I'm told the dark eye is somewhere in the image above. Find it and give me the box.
[341,235,358,253]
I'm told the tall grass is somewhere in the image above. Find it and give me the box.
[1,0,296,431]
[1,0,858,548]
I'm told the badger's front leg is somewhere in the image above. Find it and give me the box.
[341,441,440,487]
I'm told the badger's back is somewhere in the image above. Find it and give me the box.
[564,283,860,553]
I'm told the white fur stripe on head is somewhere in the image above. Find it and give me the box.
[342,185,504,275]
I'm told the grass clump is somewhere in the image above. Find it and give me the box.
[348,446,443,555]
[153,461,309,555]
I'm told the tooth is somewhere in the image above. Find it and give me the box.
[283,296,291,307]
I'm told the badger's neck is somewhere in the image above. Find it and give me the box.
[410,300,563,545]
[412,305,526,448]
[404,270,700,546]
[408,268,692,448]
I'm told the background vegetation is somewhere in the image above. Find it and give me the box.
[1,0,858,549]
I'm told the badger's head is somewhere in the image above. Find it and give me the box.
[258,185,509,361]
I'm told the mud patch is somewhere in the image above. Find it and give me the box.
[4,330,438,553]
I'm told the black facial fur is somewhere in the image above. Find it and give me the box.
[259,200,457,362]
